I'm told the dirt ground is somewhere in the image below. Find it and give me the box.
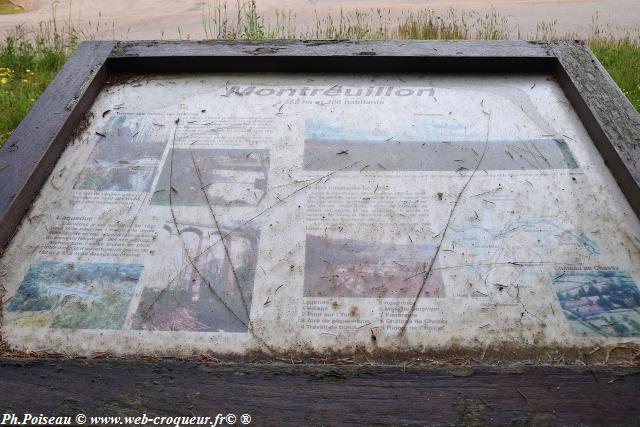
[0,0,639,40]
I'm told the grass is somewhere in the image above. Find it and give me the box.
[1,1,639,145]
[0,0,23,15]
[590,38,640,111]
[0,22,72,143]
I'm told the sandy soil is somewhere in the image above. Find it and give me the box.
[0,0,638,40]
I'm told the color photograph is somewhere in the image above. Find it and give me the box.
[150,148,269,207]
[6,261,141,329]
[304,235,444,298]
[553,270,640,337]
[303,118,578,172]
[74,115,170,192]
[132,222,259,332]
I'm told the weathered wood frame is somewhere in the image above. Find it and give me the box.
[0,41,639,423]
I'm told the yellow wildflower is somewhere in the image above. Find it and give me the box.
[22,79,28,83]
[0,78,8,84]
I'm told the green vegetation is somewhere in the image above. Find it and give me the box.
[0,0,23,15]
[0,23,71,143]
[1,1,639,145]
[590,38,640,112]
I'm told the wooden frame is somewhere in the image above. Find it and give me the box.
[0,41,639,423]
[0,359,638,425]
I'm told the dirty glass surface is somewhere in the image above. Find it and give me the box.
[1,73,640,356]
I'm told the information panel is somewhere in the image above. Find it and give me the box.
[1,73,640,356]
